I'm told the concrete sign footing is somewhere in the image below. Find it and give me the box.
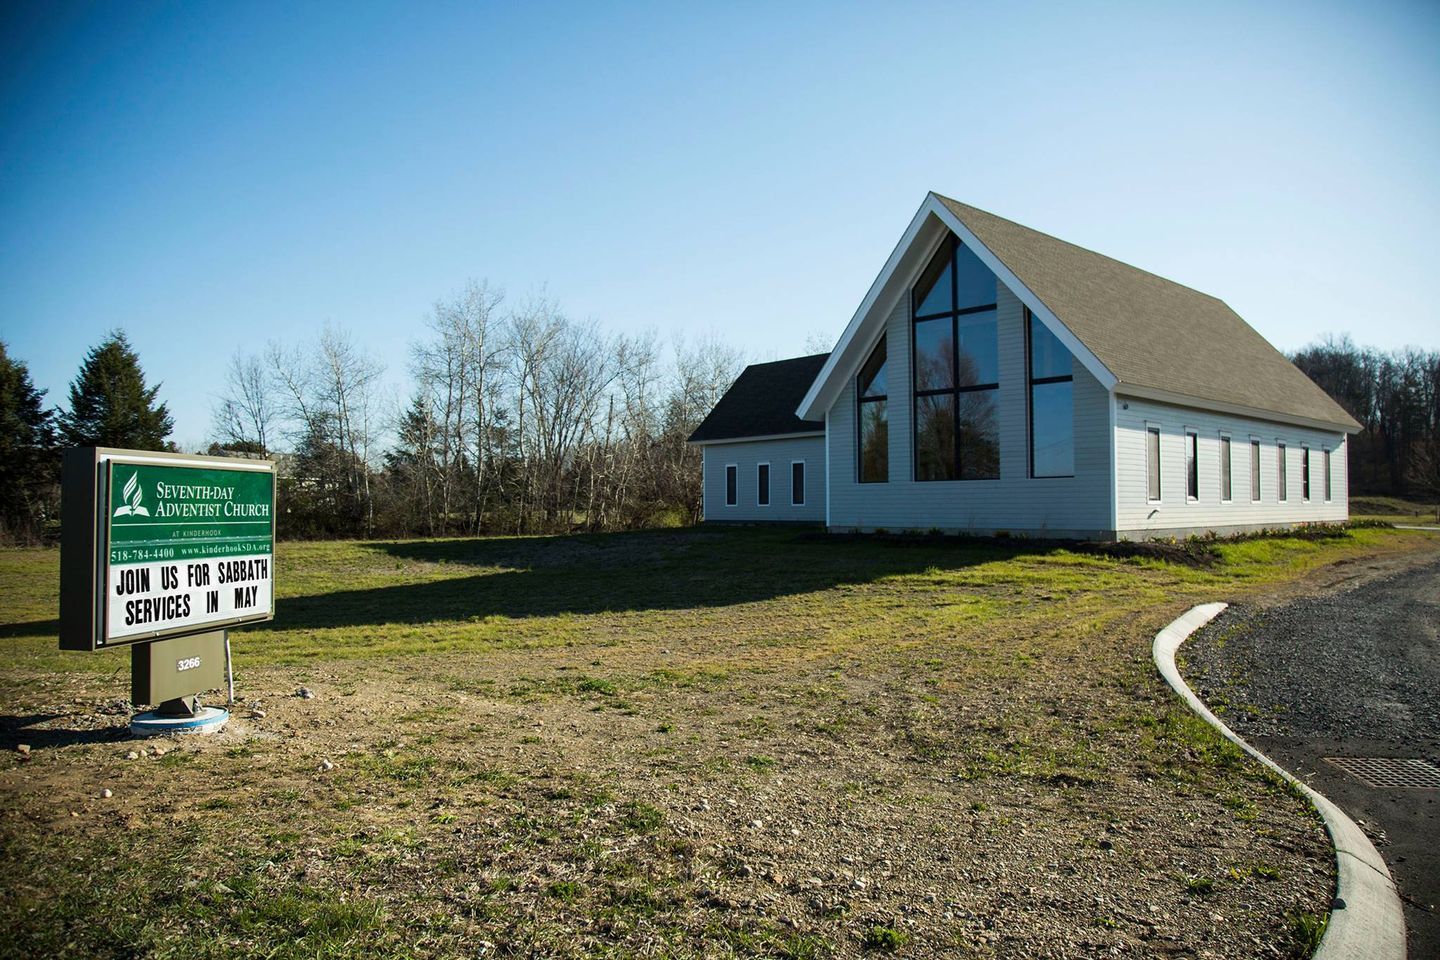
[130,706,229,737]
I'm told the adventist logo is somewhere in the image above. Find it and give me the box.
[113,472,150,517]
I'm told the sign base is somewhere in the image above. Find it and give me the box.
[130,706,229,737]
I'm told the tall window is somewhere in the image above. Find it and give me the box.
[1220,435,1232,502]
[1028,312,1073,477]
[725,464,737,506]
[1250,440,1261,501]
[1302,446,1311,500]
[1185,430,1199,501]
[791,461,806,505]
[757,463,769,506]
[858,336,888,483]
[1146,426,1161,501]
[912,235,999,481]
[1324,448,1332,501]
[1277,443,1288,501]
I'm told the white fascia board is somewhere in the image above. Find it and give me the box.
[926,196,1117,392]
[689,431,825,447]
[1115,384,1360,435]
[795,199,940,421]
[796,193,1119,422]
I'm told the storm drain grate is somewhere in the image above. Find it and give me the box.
[1323,756,1440,789]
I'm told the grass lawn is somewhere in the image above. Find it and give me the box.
[1,525,1436,958]
[1350,494,1440,525]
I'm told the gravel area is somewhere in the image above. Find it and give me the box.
[1184,552,1440,958]
[1185,556,1440,753]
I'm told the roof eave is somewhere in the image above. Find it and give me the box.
[687,429,826,446]
[1115,383,1362,434]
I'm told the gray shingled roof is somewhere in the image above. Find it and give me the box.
[688,353,828,443]
[936,195,1359,430]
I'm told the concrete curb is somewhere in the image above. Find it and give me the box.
[1152,603,1407,960]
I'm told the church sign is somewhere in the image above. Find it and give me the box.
[61,449,276,651]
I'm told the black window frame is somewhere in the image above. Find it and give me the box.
[791,461,805,506]
[857,335,889,484]
[1025,308,1074,479]
[724,463,737,507]
[1301,445,1311,501]
[756,462,770,507]
[911,234,1000,482]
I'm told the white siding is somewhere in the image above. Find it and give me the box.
[1115,396,1348,535]
[702,435,826,523]
[825,281,1114,537]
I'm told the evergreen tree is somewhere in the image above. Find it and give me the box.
[59,331,174,450]
[0,342,59,541]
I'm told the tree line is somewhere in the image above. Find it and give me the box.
[1,282,745,543]
[4,316,1436,545]
[1289,336,1440,502]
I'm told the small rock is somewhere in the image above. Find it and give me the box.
[16,744,31,758]
[318,758,334,772]
[100,788,113,799]
[125,751,139,761]
[151,745,167,757]
[1098,838,1114,850]
[251,709,267,719]
[295,687,315,700]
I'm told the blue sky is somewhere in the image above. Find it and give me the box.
[3,0,1437,447]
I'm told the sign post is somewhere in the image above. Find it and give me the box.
[60,448,276,735]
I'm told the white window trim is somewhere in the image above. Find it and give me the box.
[1276,440,1288,502]
[724,463,738,508]
[1184,428,1200,503]
[1145,422,1163,504]
[1323,447,1333,503]
[1249,436,1262,503]
[1301,445,1311,503]
[1218,431,1232,504]
[756,461,770,507]
[791,460,806,507]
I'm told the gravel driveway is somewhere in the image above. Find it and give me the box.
[1185,552,1440,958]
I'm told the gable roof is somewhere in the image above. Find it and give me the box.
[688,353,829,443]
[797,193,1359,432]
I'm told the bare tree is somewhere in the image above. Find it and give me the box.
[212,351,278,454]
[661,336,745,522]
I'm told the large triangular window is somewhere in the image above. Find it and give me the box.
[857,336,888,483]
[912,235,1000,481]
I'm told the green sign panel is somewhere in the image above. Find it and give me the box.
[104,458,275,645]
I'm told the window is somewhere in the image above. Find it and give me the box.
[1302,446,1311,501]
[1185,431,1199,501]
[1219,435,1232,502]
[1324,448,1332,501]
[858,336,888,483]
[1277,443,1287,501]
[1028,311,1073,477]
[912,235,999,480]
[791,461,805,505]
[1146,426,1161,502]
[757,463,769,506]
[1250,440,1261,501]
[725,464,737,506]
